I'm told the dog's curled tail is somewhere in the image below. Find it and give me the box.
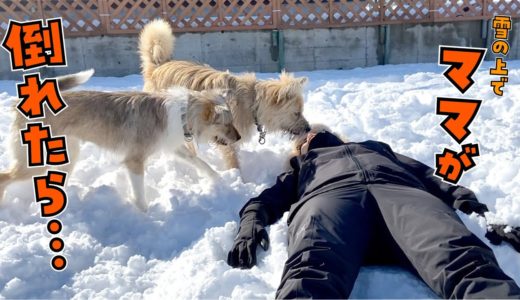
[139,19,175,79]
[57,69,95,91]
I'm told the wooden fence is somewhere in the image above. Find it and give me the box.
[0,0,519,37]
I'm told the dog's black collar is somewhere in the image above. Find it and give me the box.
[181,105,193,142]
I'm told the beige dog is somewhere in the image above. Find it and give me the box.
[139,19,311,170]
[0,70,240,211]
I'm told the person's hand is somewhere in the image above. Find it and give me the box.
[227,217,270,269]
[486,224,520,253]
[456,200,488,216]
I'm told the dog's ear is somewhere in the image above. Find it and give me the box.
[277,76,306,104]
[297,76,308,85]
[203,101,231,124]
[203,101,216,123]
[279,71,308,85]
[215,89,233,104]
[213,104,232,124]
[203,89,232,105]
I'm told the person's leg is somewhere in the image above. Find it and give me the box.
[362,198,416,270]
[368,183,520,299]
[276,185,376,299]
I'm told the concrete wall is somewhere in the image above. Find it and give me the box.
[0,31,279,81]
[491,19,520,59]
[283,27,380,71]
[0,20,518,80]
[386,20,520,64]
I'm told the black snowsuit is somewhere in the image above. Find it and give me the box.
[233,131,520,299]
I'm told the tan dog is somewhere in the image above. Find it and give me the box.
[139,19,311,171]
[0,70,240,211]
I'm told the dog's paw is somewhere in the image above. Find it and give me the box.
[133,199,149,213]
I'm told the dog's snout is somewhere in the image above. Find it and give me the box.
[294,121,311,135]
[234,128,242,141]
[228,127,241,142]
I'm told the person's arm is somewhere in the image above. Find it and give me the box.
[388,146,488,215]
[386,144,520,253]
[239,169,298,226]
[228,158,299,269]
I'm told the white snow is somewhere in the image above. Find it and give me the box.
[0,61,519,299]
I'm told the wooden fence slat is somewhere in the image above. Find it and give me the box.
[218,0,224,26]
[280,0,330,28]
[0,0,43,36]
[435,0,486,21]
[330,0,380,26]
[0,0,518,37]
[487,0,520,17]
[37,0,45,20]
[222,0,273,27]
[161,0,168,18]
[40,0,105,36]
[379,0,385,23]
[99,0,109,34]
[273,0,280,27]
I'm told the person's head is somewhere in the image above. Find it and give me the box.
[293,124,346,156]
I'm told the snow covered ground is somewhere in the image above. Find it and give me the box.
[0,61,519,299]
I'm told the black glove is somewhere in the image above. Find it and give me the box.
[486,224,520,253]
[455,199,488,216]
[227,215,270,269]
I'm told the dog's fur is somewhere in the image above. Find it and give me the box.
[139,19,311,170]
[0,70,240,211]
[291,124,347,157]
[285,124,347,171]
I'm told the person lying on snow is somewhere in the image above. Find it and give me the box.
[227,124,520,299]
